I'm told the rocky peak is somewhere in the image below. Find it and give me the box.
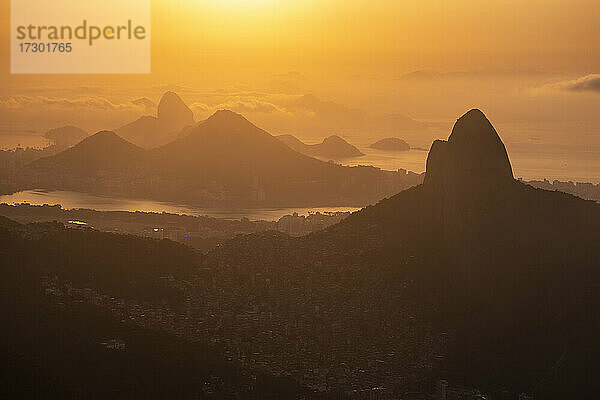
[423,109,514,191]
[157,91,194,131]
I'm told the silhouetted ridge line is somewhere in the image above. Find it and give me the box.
[207,109,247,121]
[22,109,424,206]
[83,130,126,143]
[27,130,145,174]
[276,133,364,159]
[157,91,194,129]
[57,130,143,154]
[199,109,259,131]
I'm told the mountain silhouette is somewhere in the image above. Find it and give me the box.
[22,110,424,205]
[150,110,345,184]
[369,137,411,151]
[342,110,598,397]
[200,109,599,398]
[117,92,195,149]
[157,91,195,131]
[424,109,513,189]
[29,131,145,175]
[277,134,364,159]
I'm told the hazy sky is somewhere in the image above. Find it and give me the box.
[1,0,599,139]
[2,0,600,84]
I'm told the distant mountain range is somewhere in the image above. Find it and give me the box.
[0,216,307,399]
[25,110,422,206]
[276,134,364,159]
[26,91,426,151]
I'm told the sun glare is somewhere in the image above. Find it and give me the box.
[176,0,298,20]
[206,0,280,10]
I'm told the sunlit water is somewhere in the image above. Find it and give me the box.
[0,189,361,221]
[327,121,600,184]
[336,143,600,184]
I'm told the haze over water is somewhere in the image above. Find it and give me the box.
[0,189,360,221]
[294,119,600,184]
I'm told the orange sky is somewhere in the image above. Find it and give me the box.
[1,0,600,141]
[1,0,600,88]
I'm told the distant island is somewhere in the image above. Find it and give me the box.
[277,134,364,159]
[0,203,350,252]
[369,137,411,151]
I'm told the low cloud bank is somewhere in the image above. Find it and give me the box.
[538,74,600,93]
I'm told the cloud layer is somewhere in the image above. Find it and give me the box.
[542,74,600,93]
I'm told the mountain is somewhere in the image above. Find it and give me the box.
[340,110,599,397]
[150,110,339,185]
[199,109,599,398]
[44,125,88,148]
[23,110,423,205]
[277,134,364,159]
[369,137,411,151]
[424,109,514,188]
[151,110,333,183]
[157,91,195,131]
[28,130,145,175]
[116,116,158,148]
[117,92,195,149]
[146,110,411,204]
